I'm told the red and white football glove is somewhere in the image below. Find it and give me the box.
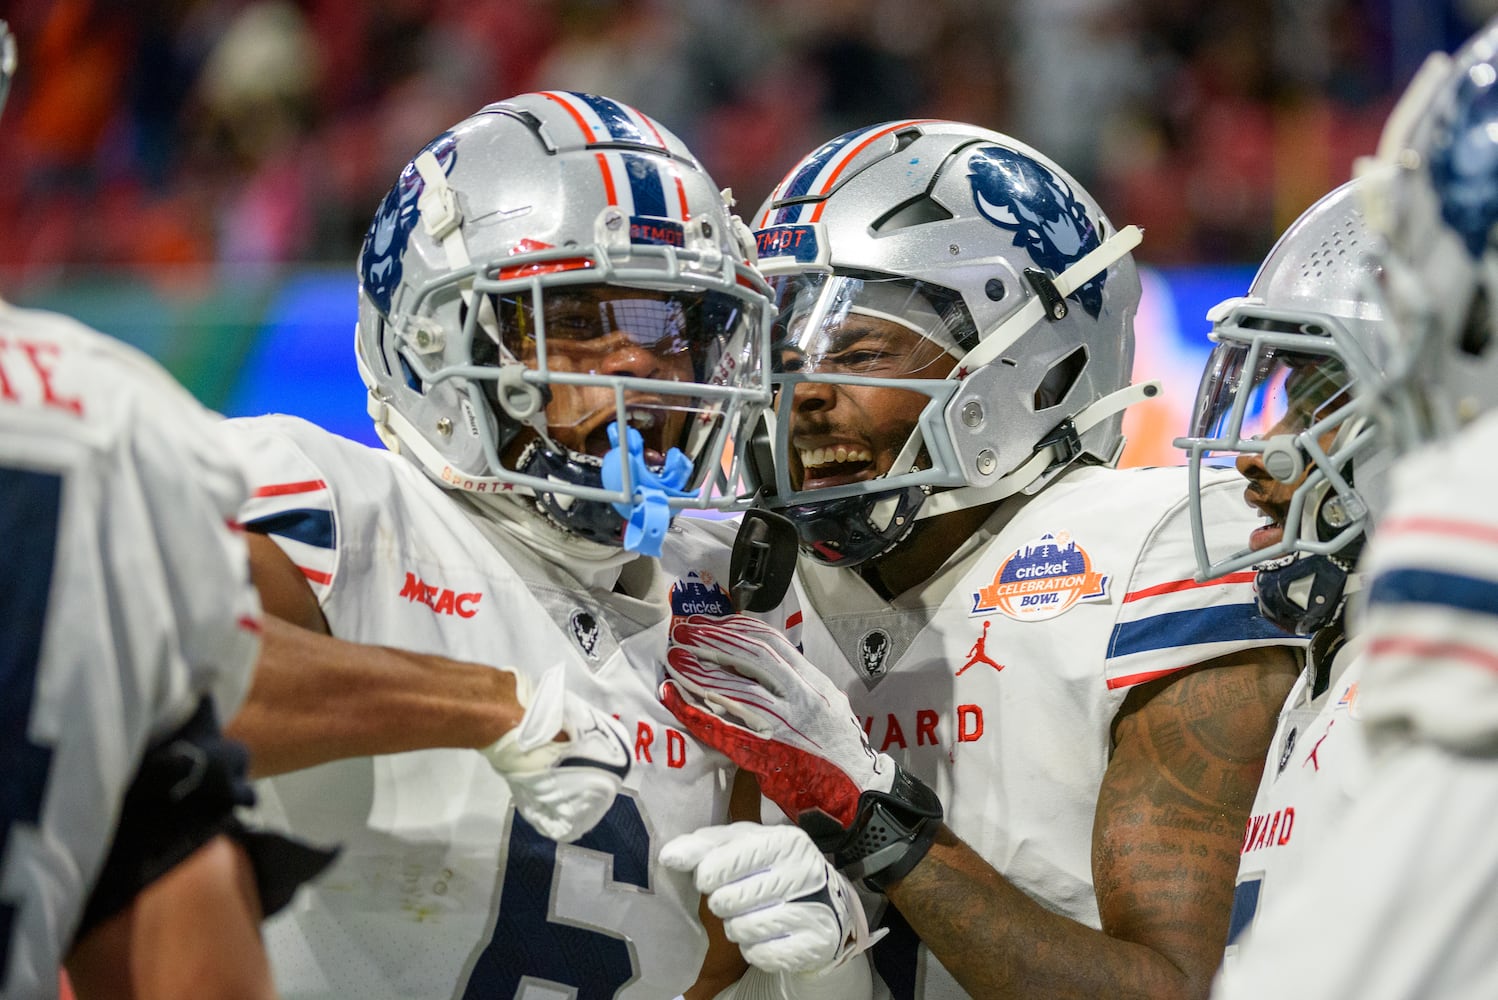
[660,614,893,827]
[661,614,944,892]
[483,664,631,843]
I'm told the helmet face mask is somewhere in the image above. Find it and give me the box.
[1176,309,1376,579]
[355,93,772,550]
[747,121,1145,566]
[767,271,967,501]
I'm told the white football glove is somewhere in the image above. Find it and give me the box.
[483,664,631,843]
[660,822,883,975]
[660,614,894,827]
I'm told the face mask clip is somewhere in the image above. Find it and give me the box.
[728,507,800,611]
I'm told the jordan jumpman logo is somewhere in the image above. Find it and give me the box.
[957,620,1003,675]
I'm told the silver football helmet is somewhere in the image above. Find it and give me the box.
[355,92,772,555]
[744,120,1152,566]
[1173,180,1390,632]
[1357,20,1498,450]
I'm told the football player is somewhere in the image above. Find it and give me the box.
[1210,20,1498,998]
[659,121,1304,999]
[0,22,328,999]
[218,93,851,999]
[1172,178,1390,971]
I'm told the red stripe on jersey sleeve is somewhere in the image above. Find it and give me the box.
[1380,516,1498,546]
[1123,571,1255,604]
[299,565,333,585]
[1105,664,1189,690]
[1368,636,1498,674]
[253,479,327,497]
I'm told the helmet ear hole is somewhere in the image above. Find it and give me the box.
[397,354,423,393]
[1034,346,1087,410]
[1459,285,1492,358]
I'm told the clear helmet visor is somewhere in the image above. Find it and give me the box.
[1188,335,1354,451]
[484,280,759,476]
[762,272,971,500]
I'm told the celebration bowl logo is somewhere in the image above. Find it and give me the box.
[671,570,734,619]
[972,531,1109,622]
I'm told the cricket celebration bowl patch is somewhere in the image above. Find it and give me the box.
[972,530,1110,622]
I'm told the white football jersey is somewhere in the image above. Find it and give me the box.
[0,300,261,999]
[1219,638,1369,968]
[1208,742,1498,1000]
[224,414,776,1000]
[780,464,1304,1000]
[1356,411,1498,750]
[1212,414,1498,1000]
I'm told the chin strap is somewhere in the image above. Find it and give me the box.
[962,224,1144,372]
[415,150,472,274]
[914,378,1160,521]
[601,422,695,556]
[365,386,521,493]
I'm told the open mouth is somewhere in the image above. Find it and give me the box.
[1248,520,1285,552]
[583,406,671,463]
[1243,489,1288,553]
[797,444,875,489]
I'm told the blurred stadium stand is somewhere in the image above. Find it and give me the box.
[0,0,1489,461]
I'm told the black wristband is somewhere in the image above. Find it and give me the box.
[798,763,943,893]
[77,696,339,940]
[78,697,255,937]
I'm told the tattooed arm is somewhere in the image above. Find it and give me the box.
[882,646,1298,999]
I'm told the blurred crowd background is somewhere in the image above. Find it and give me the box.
[3,0,1489,279]
[0,0,1490,455]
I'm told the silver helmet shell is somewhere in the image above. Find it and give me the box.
[1359,22,1498,449]
[0,21,15,120]
[748,120,1148,565]
[354,92,773,549]
[1173,179,1390,605]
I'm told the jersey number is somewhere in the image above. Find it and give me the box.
[1226,875,1262,946]
[872,904,924,1000]
[462,796,650,999]
[0,467,63,979]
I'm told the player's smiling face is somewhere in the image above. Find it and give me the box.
[500,286,700,463]
[1236,359,1349,552]
[781,314,957,491]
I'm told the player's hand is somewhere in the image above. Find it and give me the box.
[659,822,882,974]
[483,664,631,843]
[659,614,893,827]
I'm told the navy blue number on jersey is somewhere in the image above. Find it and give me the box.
[872,904,924,999]
[0,467,62,979]
[462,796,649,999]
[1226,875,1262,946]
